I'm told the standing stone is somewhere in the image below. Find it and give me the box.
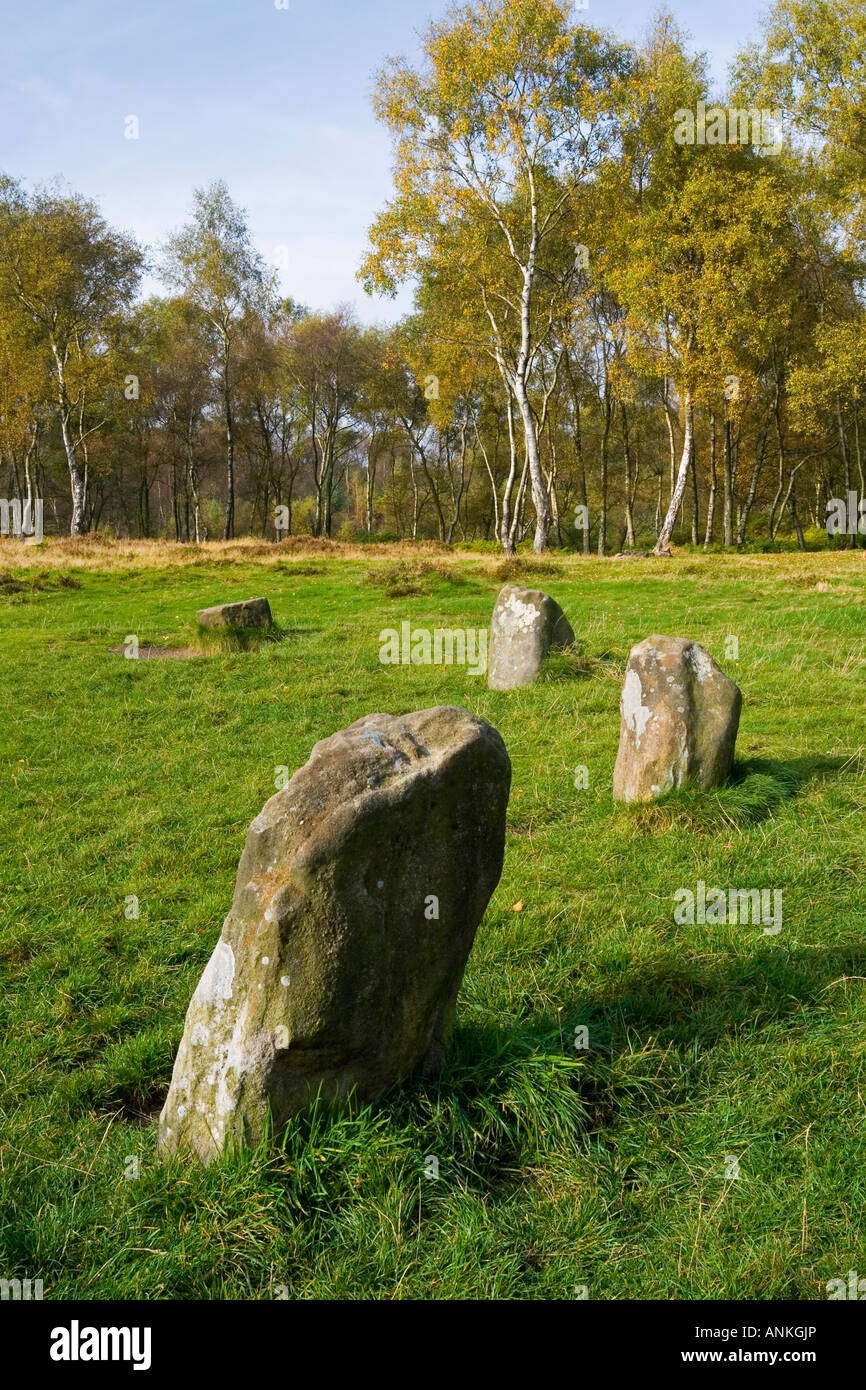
[487,584,575,690]
[159,706,511,1162]
[613,635,742,803]
[197,597,272,629]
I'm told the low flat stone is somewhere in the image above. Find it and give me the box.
[487,583,575,690]
[158,705,511,1162]
[197,597,272,628]
[613,549,671,559]
[613,635,742,803]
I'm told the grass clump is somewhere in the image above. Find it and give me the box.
[540,643,626,682]
[623,758,839,835]
[193,620,287,653]
[365,559,468,597]
[489,555,559,582]
[0,567,81,598]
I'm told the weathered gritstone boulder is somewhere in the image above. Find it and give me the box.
[487,584,575,690]
[196,597,272,628]
[613,635,742,804]
[159,706,511,1162]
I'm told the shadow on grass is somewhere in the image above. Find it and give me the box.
[541,645,625,682]
[624,753,848,832]
[558,940,866,1131]
[355,935,866,1163]
[109,623,322,658]
[400,935,866,1147]
[86,942,866,1206]
[193,621,289,653]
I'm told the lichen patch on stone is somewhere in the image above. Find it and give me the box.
[622,668,652,747]
[193,939,235,1006]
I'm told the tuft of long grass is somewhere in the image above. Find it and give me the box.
[622,765,804,834]
[365,558,470,597]
[193,620,287,653]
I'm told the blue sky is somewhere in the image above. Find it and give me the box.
[2,0,772,322]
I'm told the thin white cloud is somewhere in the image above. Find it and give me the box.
[15,76,69,111]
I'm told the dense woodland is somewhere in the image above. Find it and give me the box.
[0,0,863,552]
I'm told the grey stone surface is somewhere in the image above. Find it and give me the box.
[159,706,511,1162]
[487,584,575,690]
[197,597,273,628]
[613,635,742,803]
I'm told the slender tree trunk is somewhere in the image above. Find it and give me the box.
[689,428,699,544]
[723,416,734,546]
[576,399,590,553]
[171,461,181,540]
[704,411,716,547]
[22,424,37,519]
[664,378,676,505]
[516,451,529,541]
[598,388,611,557]
[836,395,854,549]
[410,455,419,541]
[445,416,468,545]
[654,391,694,553]
[60,408,87,535]
[513,377,549,552]
[313,472,323,536]
[768,374,787,543]
[500,397,519,555]
[324,430,336,538]
[544,435,561,547]
[52,349,88,536]
[621,402,635,548]
[365,441,378,533]
[222,345,235,540]
[813,470,824,529]
[737,431,765,548]
[788,477,806,549]
[513,211,549,551]
[186,413,203,544]
[417,446,446,540]
[475,424,500,541]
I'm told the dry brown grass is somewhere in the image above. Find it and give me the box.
[0,535,462,573]
[1,534,864,589]
[364,557,470,596]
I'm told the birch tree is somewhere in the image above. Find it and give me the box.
[161,181,269,539]
[0,178,142,534]
[359,0,627,551]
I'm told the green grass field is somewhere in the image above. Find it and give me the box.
[2,542,865,1299]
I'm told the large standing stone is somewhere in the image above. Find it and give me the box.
[487,584,575,690]
[159,706,511,1162]
[197,597,272,629]
[613,635,742,803]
